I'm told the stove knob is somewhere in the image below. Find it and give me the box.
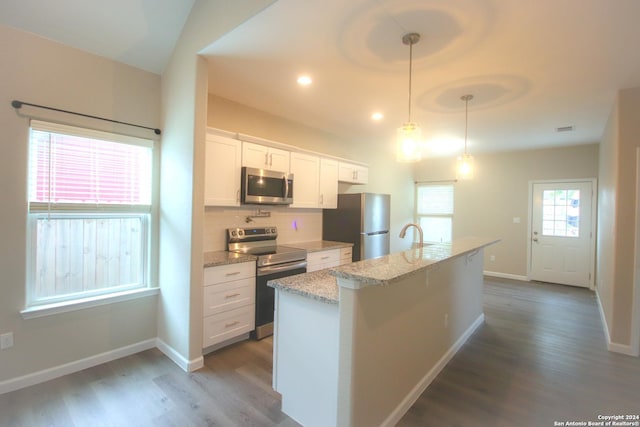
[271,228,276,233]
[265,229,270,234]
[238,230,244,236]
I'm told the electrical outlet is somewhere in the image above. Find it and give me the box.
[0,332,14,350]
[490,255,496,261]
[444,313,449,328]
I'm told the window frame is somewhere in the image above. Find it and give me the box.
[24,120,156,311]
[415,182,455,244]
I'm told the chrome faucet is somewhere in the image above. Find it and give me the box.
[399,223,424,247]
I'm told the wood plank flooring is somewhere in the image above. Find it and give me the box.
[1,277,638,426]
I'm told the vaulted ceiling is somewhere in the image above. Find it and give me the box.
[3,0,640,155]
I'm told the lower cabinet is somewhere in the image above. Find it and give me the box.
[203,261,256,348]
[307,247,353,272]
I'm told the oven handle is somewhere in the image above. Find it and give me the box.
[257,260,307,276]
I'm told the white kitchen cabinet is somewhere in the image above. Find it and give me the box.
[204,132,242,206]
[340,246,353,264]
[242,141,290,173]
[290,152,320,208]
[338,162,368,184]
[319,158,338,209]
[203,261,255,349]
[307,249,341,272]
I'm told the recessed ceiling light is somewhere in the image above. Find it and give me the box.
[371,112,384,121]
[297,75,312,86]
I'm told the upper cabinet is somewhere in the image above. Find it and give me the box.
[319,158,338,209]
[204,132,241,206]
[290,152,320,208]
[338,162,368,184]
[242,141,290,173]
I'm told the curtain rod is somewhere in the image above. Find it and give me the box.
[11,100,161,135]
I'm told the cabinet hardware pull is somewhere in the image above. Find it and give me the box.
[321,256,330,260]
[225,321,240,328]
[269,153,273,166]
[225,271,241,276]
[264,152,269,166]
[225,293,241,298]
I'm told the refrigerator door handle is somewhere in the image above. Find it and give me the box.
[361,230,389,236]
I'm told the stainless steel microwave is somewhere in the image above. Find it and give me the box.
[241,167,293,205]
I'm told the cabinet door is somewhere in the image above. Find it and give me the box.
[204,133,241,206]
[353,164,369,184]
[319,158,338,209]
[242,142,270,169]
[268,147,290,173]
[338,162,368,184]
[290,152,320,208]
[242,142,290,173]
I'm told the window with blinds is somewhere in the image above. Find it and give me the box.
[27,121,154,307]
[416,183,454,243]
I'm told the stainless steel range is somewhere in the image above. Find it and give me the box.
[227,226,307,339]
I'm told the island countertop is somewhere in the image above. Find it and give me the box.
[268,236,499,301]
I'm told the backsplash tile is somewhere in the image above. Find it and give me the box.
[203,206,323,252]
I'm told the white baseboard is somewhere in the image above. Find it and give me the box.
[483,271,528,281]
[596,290,640,357]
[0,338,156,395]
[381,313,485,427]
[156,338,204,372]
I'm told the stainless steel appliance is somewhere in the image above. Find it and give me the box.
[241,166,294,205]
[227,226,306,339]
[322,193,390,261]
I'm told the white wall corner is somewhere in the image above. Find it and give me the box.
[596,289,639,357]
[156,338,204,372]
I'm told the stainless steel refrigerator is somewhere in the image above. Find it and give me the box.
[322,193,390,261]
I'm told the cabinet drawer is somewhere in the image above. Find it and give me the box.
[340,247,353,264]
[307,249,340,265]
[203,277,255,317]
[204,261,255,286]
[203,305,255,348]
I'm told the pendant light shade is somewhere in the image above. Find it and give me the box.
[456,94,475,179]
[396,33,422,163]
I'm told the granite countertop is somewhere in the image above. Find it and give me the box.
[289,240,352,253]
[267,269,339,304]
[330,237,500,287]
[203,250,256,268]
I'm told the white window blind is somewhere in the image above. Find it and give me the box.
[416,183,454,243]
[29,120,152,212]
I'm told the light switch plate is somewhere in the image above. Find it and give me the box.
[513,217,521,223]
[0,332,14,350]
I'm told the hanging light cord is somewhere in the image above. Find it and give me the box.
[408,39,413,123]
[461,94,473,155]
[464,96,468,154]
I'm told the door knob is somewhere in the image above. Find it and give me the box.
[532,237,539,242]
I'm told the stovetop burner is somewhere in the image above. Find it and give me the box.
[227,226,306,267]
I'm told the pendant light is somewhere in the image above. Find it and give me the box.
[396,32,422,162]
[456,94,475,179]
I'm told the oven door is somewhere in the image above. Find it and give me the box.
[253,260,307,339]
[241,166,293,205]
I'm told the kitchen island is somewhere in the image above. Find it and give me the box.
[268,236,499,427]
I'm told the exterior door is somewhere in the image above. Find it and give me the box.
[530,180,595,288]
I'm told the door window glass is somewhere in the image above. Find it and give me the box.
[542,189,580,237]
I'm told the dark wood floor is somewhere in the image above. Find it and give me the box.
[1,277,638,426]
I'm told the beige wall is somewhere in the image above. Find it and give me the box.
[413,144,599,278]
[206,94,416,254]
[597,87,640,351]
[159,0,276,365]
[0,25,160,384]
